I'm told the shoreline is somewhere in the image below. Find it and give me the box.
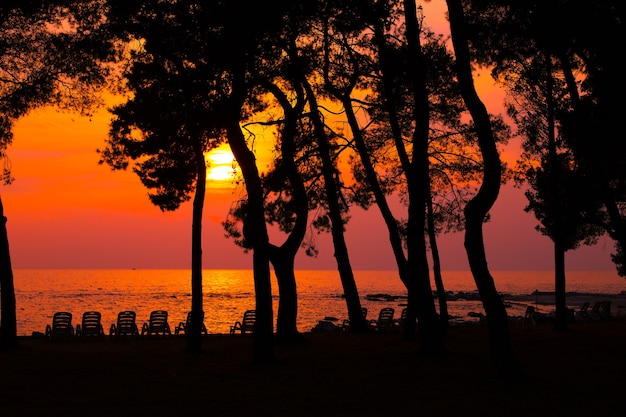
[18,291,626,337]
[14,269,626,337]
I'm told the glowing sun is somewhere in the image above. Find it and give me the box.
[206,148,237,184]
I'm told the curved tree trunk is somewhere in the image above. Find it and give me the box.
[265,81,309,344]
[446,0,522,378]
[225,59,274,364]
[0,196,17,349]
[187,148,206,352]
[227,119,275,364]
[301,78,368,333]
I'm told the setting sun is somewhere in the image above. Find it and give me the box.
[206,147,237,184]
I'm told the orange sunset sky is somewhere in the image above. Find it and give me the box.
[0,2,618,271]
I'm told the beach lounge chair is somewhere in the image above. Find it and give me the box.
[599,300,612,320]
[522,305,548,325]
[574,302,591,321]
[110,310,139,337]
[175,311,208,335]
[45,311,75,340]
[394,307,409,328]
[230,309,256,334]
[369,307,397,332]
[589,300,612,321]
[76,311,105,337]
[141,310,172,336]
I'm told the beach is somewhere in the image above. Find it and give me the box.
[14,269,626,336]
[2,319,625,416]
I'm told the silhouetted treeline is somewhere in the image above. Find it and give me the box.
[1,1,623,382]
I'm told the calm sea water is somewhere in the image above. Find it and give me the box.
[11,269,626,336]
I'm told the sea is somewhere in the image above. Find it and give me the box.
[10,269,626,337]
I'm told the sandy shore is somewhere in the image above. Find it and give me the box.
[2,319,626,416]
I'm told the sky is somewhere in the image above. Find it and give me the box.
[0,3,619,272]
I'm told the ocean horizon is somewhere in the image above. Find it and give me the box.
[12,268,626,337]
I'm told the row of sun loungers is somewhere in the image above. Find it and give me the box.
[522,300,614,325]
[312,307,412,332]
[47,300,615,338]
[45,309,254,340]
[322,301,616,332]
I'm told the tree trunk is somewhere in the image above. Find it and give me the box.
[187,148,206,352]
[403,0,444,352]
[0,196,17,349]
[227,121,275,364]
[446,0,523,379]
[265,81,309,344]
[545,59,568,332]
[553,241,568,331]
[342,94,407,333]
[427,190,449,329]
[271,252,307,343]
[301,79,368,333]
[371,6,418,339]
[559,55,626,278]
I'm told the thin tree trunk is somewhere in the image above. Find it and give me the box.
[446,0,523,379]
[403,0,443,352]
[559,55,626,278]
[0,196,17,349]
[342,94,408,333]
[301,78,368,333]
[227,120,275,364]
[427,190,449,328]
[187,148,206,352]
[371,4,417,339]
[554,242,568,330]
[225,60,274,363]
[545,59,568,332]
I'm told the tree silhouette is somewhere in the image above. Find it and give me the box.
[359,1,504,337]
[507,56,604,331]
[446,0,523,379]
[0,0,117,348]
[465,0,626,277]
[102,1,231,352]
[463,1,622,335]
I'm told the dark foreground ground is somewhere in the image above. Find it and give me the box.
[1,320,625,417]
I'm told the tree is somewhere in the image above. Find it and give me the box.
[446,0,523,378]
[102,0,231,352]
[356,1,502,343]
[0,0,116,349]
[221,75,312,345]
[248,2,373,334]
[262,80,311,344]
[462,1,622,335]
[221,9,319,343]
[464,0,626,277]
[507,55,604,331]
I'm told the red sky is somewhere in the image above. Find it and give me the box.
[0,2,618,272]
